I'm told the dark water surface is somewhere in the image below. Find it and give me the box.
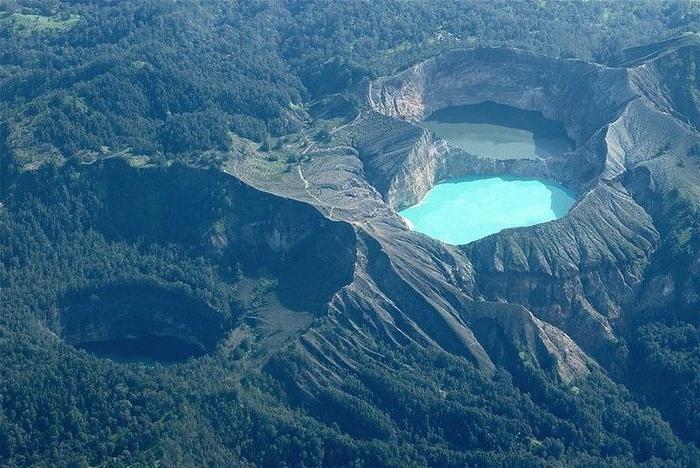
[77,335,206,364]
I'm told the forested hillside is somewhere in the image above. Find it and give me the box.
[1,1,700,466]
[1,0,698,166]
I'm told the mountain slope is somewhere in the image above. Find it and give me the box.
[2,1,700,465]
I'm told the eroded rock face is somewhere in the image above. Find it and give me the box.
[239,37,698,390]
[369,48,634,146]
[352,40,700,369]
[59,38,696,385]
[366,48,640,210]
[45,159,358,362]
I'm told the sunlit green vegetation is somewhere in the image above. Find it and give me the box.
[2,11,80,35]
[1,0,698,169]
[1,0,699,465]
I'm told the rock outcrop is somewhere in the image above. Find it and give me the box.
[228,36,699,387]
[341,38,700,369]
[47,36,700,391]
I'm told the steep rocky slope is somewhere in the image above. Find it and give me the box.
[9,158,358,361]
[3,33,699,464]
[221,36,700,440]
[24,35,693,432]
[349,39,700,368]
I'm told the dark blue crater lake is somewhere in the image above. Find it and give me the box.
[77,335,207,364]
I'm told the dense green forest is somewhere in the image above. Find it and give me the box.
[1,0,700,466]
[1,165,698,465]
[1,0,698,164]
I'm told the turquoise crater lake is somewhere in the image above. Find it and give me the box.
[399,176,576,245]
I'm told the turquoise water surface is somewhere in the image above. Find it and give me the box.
[399,176,576,245]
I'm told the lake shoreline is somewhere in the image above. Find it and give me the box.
[399,175,576,245]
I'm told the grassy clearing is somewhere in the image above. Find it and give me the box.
[225,132,294,181]
[4,12,80,35]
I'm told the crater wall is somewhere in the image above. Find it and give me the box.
[355,44,700,364]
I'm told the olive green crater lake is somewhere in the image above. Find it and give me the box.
[399,176,576,245]
[421,102,573,159]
